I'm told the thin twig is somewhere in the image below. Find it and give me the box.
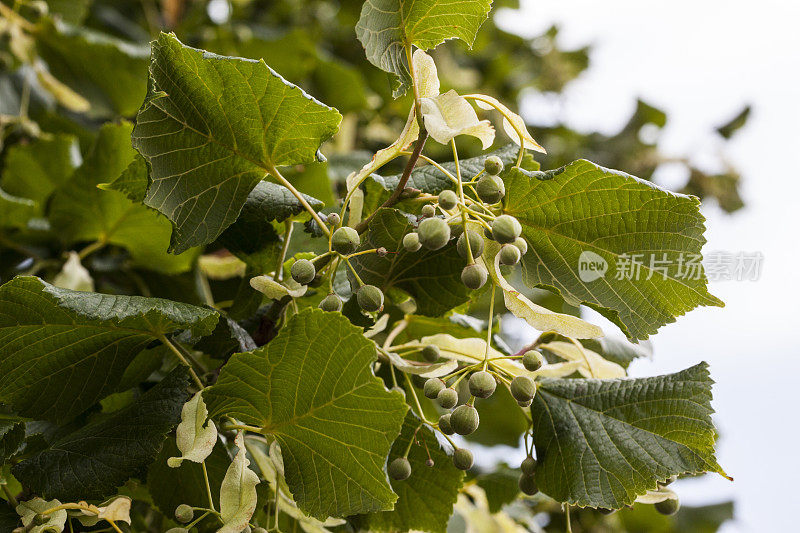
[354,130,429,234]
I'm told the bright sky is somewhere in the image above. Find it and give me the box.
[495,1,800,530]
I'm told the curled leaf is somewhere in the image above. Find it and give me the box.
[76,497,132,527]
[485,247,602,339]
[52,252,94,292]
[539,341,626,379]
[468,94,546,153]
[384,349,459,377]
[634,487,677,505]
[16,498,67,533]
[250,275,308,299]
[168,392,218,467]
[218,433,260,533]
[420,90,495,149]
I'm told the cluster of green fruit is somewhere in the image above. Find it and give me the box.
[388,347,546,483]
[401,156,528,290]
[288,214,386,315]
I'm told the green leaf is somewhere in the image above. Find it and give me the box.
[13,367,189,501]
[505,160,723,340]
[49,122,200,274]
[350,208,469,316]
[218,181,322,270]
[0,133,78,211]
[0,276,217,422]
[531,363,727,509]
[0,415,25,464]
[356,0,492,94]
[356,413,464,533]
[132,33,341,253]
[101,154,149,203]
[35,19,149,117]
[205,308,408,519]
[0,189,36,230]
[475,466,520,513]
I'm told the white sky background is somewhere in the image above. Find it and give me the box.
[493,0,800,530]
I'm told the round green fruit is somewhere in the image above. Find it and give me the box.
[421,204,436,218]
[388,457,412,481]
[521,456,537,475]
[403,232,422,252]
[517,399,532,407]
[421,345,440,362]
[522,350,544,371]
[417,217,451,250]
[357,284,384,312]
[457,230,484,259]
[450,404,479,435]
[476,174,505,204]
[319,293,343,312]
[174,504,193,524]
[655,498,680,516]
[424,378,445,399]
[491,215,522,244]
[518,474,539,496]
[438,189,458,210]
[438,413,454,435]
[499,244,521,266]
[468,371,496,399]
[484,155,504,175]
[513,237,528,255]
[332,226,360,254]
[453,448,474,470]
[290,259,316,285]
[461,263,488,290]
[510,375,536,402]
[437,387,459,409]
[326,212,341,226]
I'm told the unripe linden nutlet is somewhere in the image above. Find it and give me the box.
[175,504,193,524]
[450,404,480,435]
[417,217,451,250]
[437,387,459,409]
[518,399,532,408]
[476,175,505,204]
[438,413,454,435]
[290,259,316,285]
[421,345,440,362]
[331,226,360,255]
[523,350,544,371]
[513,237,528,255]
[484,155,504,176]
[319,293,343,312]
[326,212,341,226]
[438,189,458,210]
[424,378,445,399]
[420,204,436,218]
[510,375,536,402]
[518,473,539,496]
[521,456,537,475]
[457,230,484,260]
[491,215,522,244]
[388,457,412,481]
[468,371,496,399]
[453,448,474,470]
[461,263,488,290]
[499,244,521,266]
[655,498,680,516]
[403,232,422,252]
[357,285,384,312]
